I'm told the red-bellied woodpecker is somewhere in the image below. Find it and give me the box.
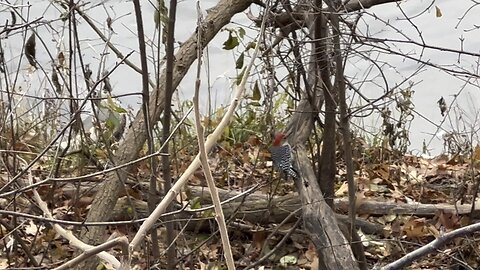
[270,132,298,179]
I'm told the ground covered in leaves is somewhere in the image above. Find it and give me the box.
[1,137,480,269]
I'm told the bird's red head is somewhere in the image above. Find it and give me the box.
[272,132,287,146]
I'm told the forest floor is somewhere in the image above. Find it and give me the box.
[1,138,480,270]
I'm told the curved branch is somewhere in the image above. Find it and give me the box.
[381,222,480,270]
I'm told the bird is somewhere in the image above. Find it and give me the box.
[270,132,298,179]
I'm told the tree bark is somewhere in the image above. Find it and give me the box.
[111,189,384,236]
[110,185,478,223]
[293,146,359,270]
[315,7,336,208]
[252,0,402,32]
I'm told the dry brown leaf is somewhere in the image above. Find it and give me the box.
[304,242,317,262]
[402,218,430,239]
[252,230,267,251]
[25,220,41,235]
[473,145,480,168]
[335,182,348,196]
[436,210,461,230]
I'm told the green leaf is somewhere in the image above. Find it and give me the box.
[223,32,239,50]
[245,110,256,125]
[237,27,246,39]
[114,106,127,114]
[279,255,297,266]
[246,41,256,50]
[202,209,215,218]
[251,81,261,101]
[235,52,244,69]
[223,125,230,139]
[190,197,202,209]
[105,118,115,130]
[107,96,127,113]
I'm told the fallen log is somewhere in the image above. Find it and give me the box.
[111,186,383,235]
[187,185,480,218]
[60,183,476,235]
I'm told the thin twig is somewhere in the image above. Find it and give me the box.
[163,0,179,267]
[0,52,134,194]
[192,2,235,269]
[0,107,193,199]
[261,208,301,255]
[20,158,122,269]
[244,218,302,270]
[131,0,161,258]
[67,3,156,87]
[53,236,128,270]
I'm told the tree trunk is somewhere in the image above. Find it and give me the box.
[294,146,360,270]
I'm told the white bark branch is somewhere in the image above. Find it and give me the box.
[381,222,480,270]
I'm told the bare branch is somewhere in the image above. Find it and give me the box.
[381,222,480,270]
